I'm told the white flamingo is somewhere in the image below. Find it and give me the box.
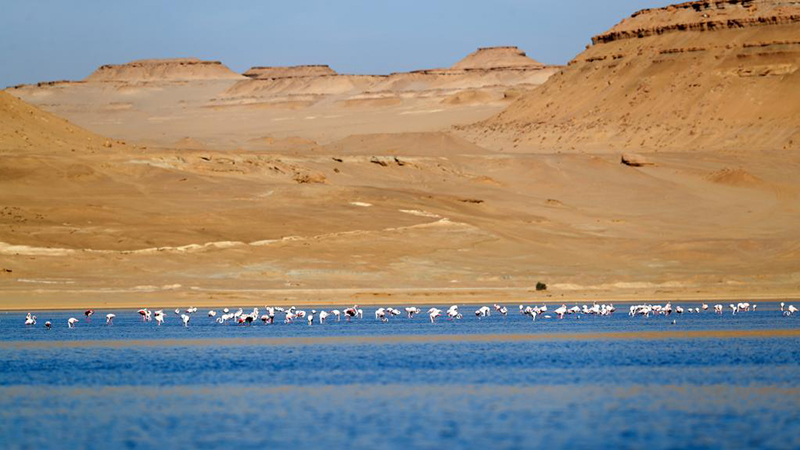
[308,310,316,326]
[44,321,51,330]
[447,305,462,320]
[405,307,421,318]
[475,306,490,319]
[555,304,568,319]
[319,310,329,323]
[106,313,115,325]
[428,308,442,323]
[375,308,388,323]
[331,310,341,321]
[154,310,165,326]
[181,314,190,327]
[67,317,79,328]
[24,313,36,326]
[138,308,150,322]
[208,310,217,319]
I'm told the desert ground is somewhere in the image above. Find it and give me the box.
[2,0,800,310]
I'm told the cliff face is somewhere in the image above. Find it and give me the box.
[243,65,338,79]
[461,0,800,153]
[85,58,244,82]
[222,47,559,100]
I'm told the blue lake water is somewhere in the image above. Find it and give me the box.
[1,303,799,449]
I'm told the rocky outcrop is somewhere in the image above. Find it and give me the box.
[593,1,800,44]
[243,65,337,79]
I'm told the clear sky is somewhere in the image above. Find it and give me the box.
[0,0,673,88]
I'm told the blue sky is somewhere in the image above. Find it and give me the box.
[0,0,673,87]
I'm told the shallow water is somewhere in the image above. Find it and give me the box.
[1,303,799,449]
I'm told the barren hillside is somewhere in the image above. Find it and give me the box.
[459,0,800,153]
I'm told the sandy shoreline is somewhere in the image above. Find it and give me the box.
[2,286,799,311]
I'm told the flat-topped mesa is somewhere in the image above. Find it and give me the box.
[592,0,800,44]
[85,58,244,82]
[451,46,545,70]
[243,65,338,79]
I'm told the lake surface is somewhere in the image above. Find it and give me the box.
[1,303,799,449]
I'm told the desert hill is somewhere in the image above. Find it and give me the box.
[85,58,244,82]
[7,47,560,147]
[459,0,800,153]
[3,4,800,310]
[451,46,544,70]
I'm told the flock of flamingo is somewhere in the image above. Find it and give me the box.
[20,301,798,329]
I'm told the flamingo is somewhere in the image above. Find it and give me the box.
[375,308,388,323]
[428,308,442,323]
[262,307,275,324]
[24,313,36,326]
[208,310,217,319]
[785,305,798,316]
[675,306,684,314]
[154,310,165,326]
[67,317,79,328]
[521,306,537,321]
[730,304,738,315]
[702,303,709,311]
[84,309,94,322]
[307,310,316,326]
[344,305,358,321]
[405,307,421,318]
[319,310,329,323]
[555,304,568,319]
[447,305,462,320]
[137,308,150,321]
[44,321,51,330]
[106,313,115,325]
[475,306,490,319]
[331,310,341,321]
[494,304,508,316]
[181,314,190,327]
[714,304,723,314]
